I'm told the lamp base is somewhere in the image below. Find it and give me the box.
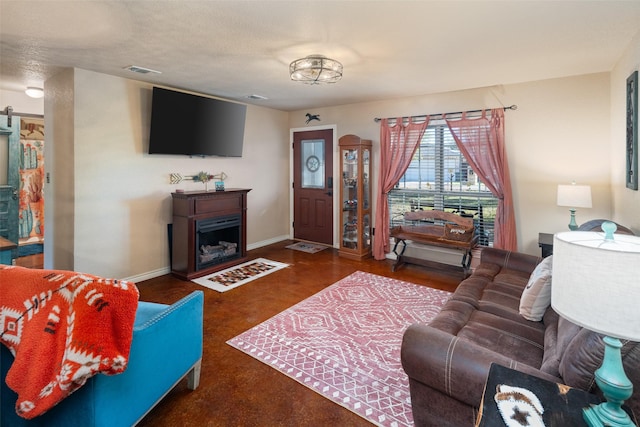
[584,404,636,427]
[583,336,636,427]
[568,208,578,230]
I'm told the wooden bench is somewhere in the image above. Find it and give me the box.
[389,210,478,276]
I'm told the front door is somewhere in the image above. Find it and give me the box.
[0,114,20,261]
[293,129,333,245]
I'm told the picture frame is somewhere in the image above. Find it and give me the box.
[626,70,638,190]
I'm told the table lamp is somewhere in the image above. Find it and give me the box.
[557,182,592,230]
[552,222,640,427]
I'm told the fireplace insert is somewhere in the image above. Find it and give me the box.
[195,214,242,271]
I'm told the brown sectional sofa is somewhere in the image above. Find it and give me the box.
[401,247,640,426]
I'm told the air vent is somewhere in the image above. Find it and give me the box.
[124,65,162,75]
[247,94,268,100]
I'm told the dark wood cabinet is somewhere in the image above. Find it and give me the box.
[171,189,251,280]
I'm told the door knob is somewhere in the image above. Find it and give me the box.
[11,188,18,200]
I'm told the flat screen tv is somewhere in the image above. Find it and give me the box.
[148,87,246,157]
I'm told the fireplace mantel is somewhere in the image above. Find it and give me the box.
[171,189,251,280]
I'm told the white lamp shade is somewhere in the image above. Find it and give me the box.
[557,184,592,208]
[552,231,640,341]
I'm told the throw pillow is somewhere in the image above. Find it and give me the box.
[519,256,553,321]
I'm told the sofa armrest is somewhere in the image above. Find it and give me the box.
[401,323,561,408]
[1,291,205,427]
[479,247,541,275]
[91,290,205,426]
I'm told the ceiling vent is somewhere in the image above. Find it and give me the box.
[247,94,268,100]
[124,65,162,75]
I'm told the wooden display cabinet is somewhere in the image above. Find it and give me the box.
[338,135,372,260]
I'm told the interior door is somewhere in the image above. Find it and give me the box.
[0,114,20,260]
[293,129,333,245]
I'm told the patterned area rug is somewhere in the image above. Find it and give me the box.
[227,271,452,426]
[191,258,288,292]
[285,241,329,254]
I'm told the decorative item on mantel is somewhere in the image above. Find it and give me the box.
[169,171,227,191]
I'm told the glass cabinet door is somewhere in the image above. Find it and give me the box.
[362,147,371,250]
[342,148,358,250]
[338,135,372,260]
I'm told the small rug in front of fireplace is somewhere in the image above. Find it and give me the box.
[285,241,329,254]
[191,258,289,292]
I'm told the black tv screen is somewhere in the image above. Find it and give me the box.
[148,87,246,157]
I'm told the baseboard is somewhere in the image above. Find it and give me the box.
[247,235,289,250]
[123,266,171,283]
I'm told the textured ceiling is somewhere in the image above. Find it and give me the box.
[1,1,640,111]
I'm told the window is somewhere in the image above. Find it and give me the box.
[388,122,498,246]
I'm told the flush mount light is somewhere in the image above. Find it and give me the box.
[25,87,44,98]
[289,55,342,84]
[123,65,162,75]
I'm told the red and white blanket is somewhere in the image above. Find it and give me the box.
[0,265,139,419]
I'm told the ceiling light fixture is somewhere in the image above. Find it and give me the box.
[290,55,342,85]
[25,87,44,98]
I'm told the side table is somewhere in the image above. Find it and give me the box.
[538,233,554,257]
[476,363,637,427]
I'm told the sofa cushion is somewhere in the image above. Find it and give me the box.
[519,256,553,321]
[450,262,537,326]
[456,310,545,367]
[470,261,502,279]
[540,311,582,377]
[477,279,527,321]
[427,299,476,335]
[558,329,603,390]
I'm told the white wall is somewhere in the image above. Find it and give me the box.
[506,74,611,253]
[0,89,44,116]
[290,73,612,256]
[44,69,75,270]
[611,30,640,231]
[47,68,289,280]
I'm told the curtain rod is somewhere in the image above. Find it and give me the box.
[373,104,517,123]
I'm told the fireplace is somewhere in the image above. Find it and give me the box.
[196,214,241,271]
[171,189,251,280]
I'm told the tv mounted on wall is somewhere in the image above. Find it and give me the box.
[148,87,247,157]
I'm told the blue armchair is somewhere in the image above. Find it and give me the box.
[1,290,204,427]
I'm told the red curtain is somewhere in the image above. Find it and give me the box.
[445,109,517,250]
[373,117,429,260]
